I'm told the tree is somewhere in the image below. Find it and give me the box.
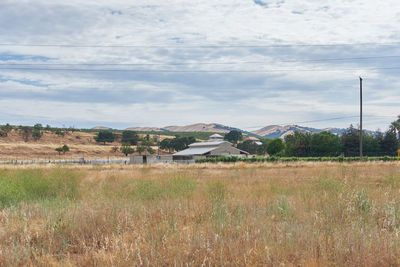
[62,144,70,153]
[341,125,360,157]
[381,129,398,156]
[0,123,13,133]
[146,146,155,154]
[160,139,172,152]
[224,130,243,144]
[19,126,32,142]
[32,125,43,141]
[136,146,146,155]
[55,129,65,136]
[33,123,43,130]
[122,130,139,145]
[55,147,63,155]
[94,131,115,145]
[55,144,70,155]
[120,144,135,156]
[310,132,341,157]
[266,138,285,156]
[284,131,311,157]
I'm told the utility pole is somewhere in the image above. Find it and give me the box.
[359,77,363,161]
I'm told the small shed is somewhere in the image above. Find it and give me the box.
[129,155,173,164]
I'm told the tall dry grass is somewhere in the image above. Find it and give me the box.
[0,162,400,266]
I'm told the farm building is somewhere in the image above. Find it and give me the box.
[129,155,173,164]
[243,136,263,145]
[209,133,224,141]
[172,141,249,162]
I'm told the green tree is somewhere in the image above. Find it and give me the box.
[55,129,65,136]
[120,144,135,156]
[224,130,243,145]
[284,131,311,157]
[168,136,196,152]
[0,123,13,133]
[363,133,381,156]
[310,132,341,157]
[160,139,172,152]
[381,129,398,156]
[62,144,70,153]
[341,125,360,157]
[122,130,139,145]
[146,146,155,154]
[94,131,115,145]
[55,145,69,155]
[19,126,32,142]
[32,125,43,141]
[267,138,285,156]
[136,146,146,155]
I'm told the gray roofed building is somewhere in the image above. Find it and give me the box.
[173,140,249,162]
[209,133,224,141]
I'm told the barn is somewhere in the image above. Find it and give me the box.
[173,140,249,162]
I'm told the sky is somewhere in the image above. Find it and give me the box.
[0,0,399,131]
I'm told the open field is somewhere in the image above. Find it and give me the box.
[0,130,162,160]
[1,162,400,266]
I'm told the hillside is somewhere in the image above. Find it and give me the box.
[251,125,379,138]
[251,125,323,138]
[0,129,162,160]
[126,123,255,136]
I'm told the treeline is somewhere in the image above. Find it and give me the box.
[224,116,399,157]
[196,155,398,163]
[283,123,399,157]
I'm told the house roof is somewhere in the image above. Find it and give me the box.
[244,136,260,141]
[189,141,230,147]
[173,147,217,156]
[210,133,223,138]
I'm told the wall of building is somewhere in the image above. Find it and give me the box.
[210,142,242,156]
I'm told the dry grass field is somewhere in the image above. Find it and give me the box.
[1,162,400,266]
[0,130,163,160]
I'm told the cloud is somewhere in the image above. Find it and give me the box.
[0,0,399,130]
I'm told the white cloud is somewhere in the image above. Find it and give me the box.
[0,0,399,130]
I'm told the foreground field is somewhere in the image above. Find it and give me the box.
[1,162,400,266]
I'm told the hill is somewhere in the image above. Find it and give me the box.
[251,125,379,138]
[126,123,255,136]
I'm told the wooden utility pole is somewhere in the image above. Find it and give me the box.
[359,77,363,161]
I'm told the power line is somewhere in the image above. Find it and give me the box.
[1,66,400,73]
[246,115,395,128]
[0,42,400,48]
[1,55,400,66]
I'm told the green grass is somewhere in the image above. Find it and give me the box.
[133,177,196,201]
[0,169,81,207]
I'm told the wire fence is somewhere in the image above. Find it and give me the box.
[0,158,130,165]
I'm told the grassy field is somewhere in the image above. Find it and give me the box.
[1,162,400,266]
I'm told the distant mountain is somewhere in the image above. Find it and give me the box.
[125,126,164,132]
[91,126,111,130]
[252,125,322,138]
[124,123,378,139]
[252,125,379,138]
[126,123,255,135]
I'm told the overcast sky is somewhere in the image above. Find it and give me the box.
[0,0,399,131]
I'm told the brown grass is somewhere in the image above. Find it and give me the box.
[1,162,400,266]
[0,130,164,160]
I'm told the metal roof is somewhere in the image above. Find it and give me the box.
[173,147,217,156]
[210,134,223,138]
[189,141,230,147]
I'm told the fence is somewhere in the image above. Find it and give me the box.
[0,158,130,165]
